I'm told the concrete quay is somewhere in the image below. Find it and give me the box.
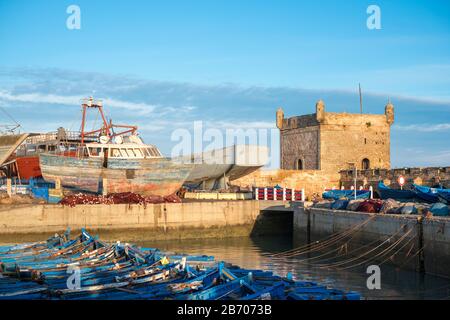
[0,200,293,242]
[293,205,450,278]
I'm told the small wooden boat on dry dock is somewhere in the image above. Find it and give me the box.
[0,230,361,300]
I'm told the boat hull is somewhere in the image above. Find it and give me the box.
[0,134,29,166]
[377,182,418,201]
[16,156,42,179]
[39,154,193,196]
[175,145,269,187]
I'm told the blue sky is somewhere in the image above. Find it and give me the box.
[0,0,449,168]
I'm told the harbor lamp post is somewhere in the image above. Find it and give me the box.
[347,162,357,200]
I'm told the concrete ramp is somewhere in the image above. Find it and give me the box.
[0,133,29,167]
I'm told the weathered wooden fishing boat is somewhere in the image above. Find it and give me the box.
[40,152,193,196]
[38,98,193,196]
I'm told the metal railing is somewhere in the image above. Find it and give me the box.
[254,187,305,201]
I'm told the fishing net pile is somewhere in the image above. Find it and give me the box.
[312,197,449,216]
[355,199,384,213]
[60,192,181,207]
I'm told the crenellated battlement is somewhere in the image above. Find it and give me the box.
[340,166,450,191]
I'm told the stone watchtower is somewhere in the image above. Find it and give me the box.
[276,100,394,172]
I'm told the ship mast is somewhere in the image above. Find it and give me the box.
[80,97,138,144]
[80,97,109,144]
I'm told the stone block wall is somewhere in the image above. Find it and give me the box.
[231,169,340,199]
[319,113,391,172]
[280,126,320,170]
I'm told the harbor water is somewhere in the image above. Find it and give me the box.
[0,233,449,300]
[136,235,450,300]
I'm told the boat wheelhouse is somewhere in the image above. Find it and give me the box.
[83,137,162,160]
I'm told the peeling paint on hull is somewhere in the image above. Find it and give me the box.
[39,154,193,196]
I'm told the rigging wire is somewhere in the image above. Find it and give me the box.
[0,105,22,132]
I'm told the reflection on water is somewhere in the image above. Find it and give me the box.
[136,236,450,300]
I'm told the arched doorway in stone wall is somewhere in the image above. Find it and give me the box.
[362,158,370,170]
[296,159,304,170]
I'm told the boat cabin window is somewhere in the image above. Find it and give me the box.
[38,145,46,152]
[133,148,144,157]
[84,144,160,159]
[109,147,143,159]
[88,147,105,157]
[146,147,161,157]
[26,145,37,154]
[82,147,90,157]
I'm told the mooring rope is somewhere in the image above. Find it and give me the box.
[378,236,416,267]
[275,221,374,258]
[283,225,376,263]
[336,228,414,270]
[268,220,366,258]
[293,236,384,265]
[396,244,426,270]
[305,226,409,269]
[270,214,377,258]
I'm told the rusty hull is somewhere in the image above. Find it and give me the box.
[39,154,193,196]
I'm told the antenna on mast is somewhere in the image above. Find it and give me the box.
[359,83,363,114]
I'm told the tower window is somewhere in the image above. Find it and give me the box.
[362,158,370,170]
[364,138,367,144]
[296,159,304,170]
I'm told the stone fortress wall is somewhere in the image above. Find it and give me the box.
[277,100,393,172]
[340,166,450,193]
[232,99,448,198]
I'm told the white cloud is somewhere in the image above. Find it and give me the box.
[393,149,450,167]
[394,123,450,132]
[137,120,275,132]
[0,91,157,114]
[212,121,276,130]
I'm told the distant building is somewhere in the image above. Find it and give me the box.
[276,100,394,173]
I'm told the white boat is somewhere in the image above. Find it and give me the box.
[174,145,269,189]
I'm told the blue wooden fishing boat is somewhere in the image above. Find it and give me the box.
[413,184,450,204]
[323,189,370,200]
[437,192,450,204]
[378,181,418,202]
[0,230,362,300]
